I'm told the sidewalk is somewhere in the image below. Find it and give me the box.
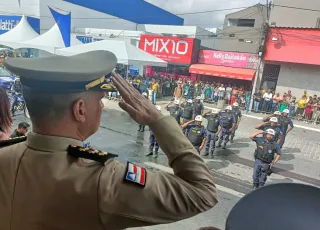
[155,98,320,132]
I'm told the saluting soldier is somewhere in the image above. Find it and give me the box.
[0,51,217,230]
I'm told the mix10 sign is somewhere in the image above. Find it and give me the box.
[139,35,200,64]
[198,50,259,69]
[0,15,40,35]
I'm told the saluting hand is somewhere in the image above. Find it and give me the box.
[111,72,162,125]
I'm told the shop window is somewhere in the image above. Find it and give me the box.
[228,19,255,27]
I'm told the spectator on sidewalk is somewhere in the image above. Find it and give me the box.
[173,83,183,101]
[253,89,262,113]
[151,80,159,104]
[272,92,282,112]
[296,95,307,120]
[289,96,296,117]
[279,95,289,113]
[262,89,273,113]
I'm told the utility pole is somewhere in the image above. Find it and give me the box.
[248,2,270,113]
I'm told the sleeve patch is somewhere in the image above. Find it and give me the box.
[124,162,147,187]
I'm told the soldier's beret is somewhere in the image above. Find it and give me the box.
[4,51,118,93]
[226,183,320,230]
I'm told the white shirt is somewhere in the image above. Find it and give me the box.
[263,93,273,101]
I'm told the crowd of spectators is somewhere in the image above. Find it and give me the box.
[253,89,320,124]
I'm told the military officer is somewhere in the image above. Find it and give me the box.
[217,106,236,149]
[262,111,284,131]
[230,102,242,143]
[181,115,207,154]
[138,92,148,132]
[146,105,162,158]
[165,99,183,125]
[255,117,282,144]
[278,109,294,149]
[193,96,204,117]
[250,129,281,189]
[202,109,221,158]
[181,99,194,136]
[0,51,217,230]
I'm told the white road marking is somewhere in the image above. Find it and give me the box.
[144,161,245,198]
[204,105,320,132]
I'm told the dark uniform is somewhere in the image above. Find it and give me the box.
[0,51,218,229]
[167,106,183,125]
[258,124,282,142]
[193,101,204,116]
[203,114,220,155]
[186,123,206,153]
[252,137,280,188]
[278,116,294,148]
[218,111,236,148]
[147,130,159,158]
[230,108,242,141]
[182,103,194,136]
[9,129,25,138]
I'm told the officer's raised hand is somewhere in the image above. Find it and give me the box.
[111,72,161,125]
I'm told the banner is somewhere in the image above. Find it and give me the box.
[76,36,104,44]
[139,35,196,64]
[198,50,259,69]
[0,15,39,34]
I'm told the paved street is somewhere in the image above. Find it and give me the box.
[11,99,320,230]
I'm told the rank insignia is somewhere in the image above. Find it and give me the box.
[0,136,27,148]
[124,162,147,187]
[67,145,118,163]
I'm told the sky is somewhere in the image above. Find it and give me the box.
[145,0,265,28]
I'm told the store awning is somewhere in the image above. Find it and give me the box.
[189,64,256,81]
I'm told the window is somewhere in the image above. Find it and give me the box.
[316,18,320,28]
[228,19,255,27]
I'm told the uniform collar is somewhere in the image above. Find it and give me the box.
[26,132,83,152]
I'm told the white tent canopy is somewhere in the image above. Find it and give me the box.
[0,15,39,42]
[56,40,167,67]
[0,24,82,53]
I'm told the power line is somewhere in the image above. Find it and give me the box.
[272,4,320,13]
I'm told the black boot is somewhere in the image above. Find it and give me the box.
[202,149,209,156]
[141,127,145,132]
[145,149,153,156]
[153,149,159,158]
[138,125,141,132]
[222,143,226,149]
[210,149,215,158]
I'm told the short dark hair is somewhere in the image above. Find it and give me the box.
[0,88,12,133]
[18,122,30,129]
[22,87,91,124]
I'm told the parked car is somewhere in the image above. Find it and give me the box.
[0,67,15,90]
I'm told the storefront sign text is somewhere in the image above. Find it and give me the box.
[139,35,195,64]
[198,50,258,69]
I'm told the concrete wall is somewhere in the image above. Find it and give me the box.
[275,62,320,97]
[270,0,320,28]
[217,4,267,53]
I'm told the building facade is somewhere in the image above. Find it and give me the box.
[215,4,267,53]
[269,0,320,28]
[260,1,320,96]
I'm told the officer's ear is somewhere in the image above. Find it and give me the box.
[72,98,87,123]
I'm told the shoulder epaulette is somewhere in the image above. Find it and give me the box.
[67,145,118,163]
[0,136,27,148]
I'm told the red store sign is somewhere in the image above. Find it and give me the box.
[139,35,197,64]
[198,50,259,69]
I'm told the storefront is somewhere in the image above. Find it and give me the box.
[189,50,258,89]
[139,34,201,81]
[263,27,320,96]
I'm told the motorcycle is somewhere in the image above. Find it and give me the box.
[10,91,30,118]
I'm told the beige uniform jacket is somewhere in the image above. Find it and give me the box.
[0,116,217,230]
